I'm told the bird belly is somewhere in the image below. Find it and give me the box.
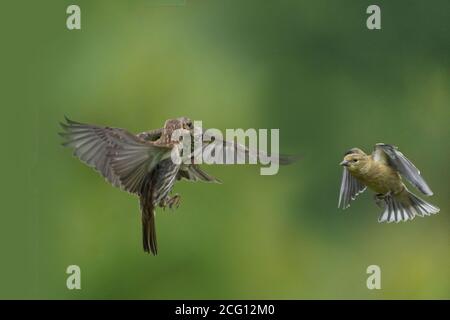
[361,165,404,195]
[152,159,180,205]
[364,177,391,194]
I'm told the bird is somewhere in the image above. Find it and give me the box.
[60,116,297,255]
[338,143,440,223]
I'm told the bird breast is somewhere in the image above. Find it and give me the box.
[354,161,404,195]
[151,159,181,205]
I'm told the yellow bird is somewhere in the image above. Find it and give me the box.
[338,143,439,223]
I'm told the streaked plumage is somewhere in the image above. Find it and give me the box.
[338,143,439,223]
[60,117,297,255]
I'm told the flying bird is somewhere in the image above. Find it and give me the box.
[60,117,297,255]
[338,143,439,223]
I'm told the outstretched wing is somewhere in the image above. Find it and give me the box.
[136,128,163,142]
[373,143,433,196]
[200,130,300,165]
[338,167,367,209]
[59,117,171,194]
[177,164,222,183]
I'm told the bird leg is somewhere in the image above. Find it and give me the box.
[374,192,392,208]
[165,194,181,210]
[374,193,386,208]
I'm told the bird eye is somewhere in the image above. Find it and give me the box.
[352,159,358,163]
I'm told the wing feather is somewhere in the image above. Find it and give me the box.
[374,144,433,196]
[177,164,221,183]
[201,130,299,165]
[338,167,367,209]
[60,117,170,194]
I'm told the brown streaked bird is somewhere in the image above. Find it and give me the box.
[338,143,439,223]
[60,117,297,255]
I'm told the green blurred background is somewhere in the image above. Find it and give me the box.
[0,0,449,299]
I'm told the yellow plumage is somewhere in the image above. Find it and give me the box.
[338,144,439,223]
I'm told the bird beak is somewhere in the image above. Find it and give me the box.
[182,124,193,134]
[339,160,349,167]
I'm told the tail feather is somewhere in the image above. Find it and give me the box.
[140,196,158,255]
[378,189,439,223]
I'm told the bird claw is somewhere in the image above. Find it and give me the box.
[374,192,392,208]
[166,194,181,210]
[374,193,386,208]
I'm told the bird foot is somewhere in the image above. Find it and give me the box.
[166,194,181,210]
[374,193,386,208]
[374,192,392,208]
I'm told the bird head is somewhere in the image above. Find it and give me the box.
[164,117,193,131]
[339,149,368,173]
[162,117,194,142]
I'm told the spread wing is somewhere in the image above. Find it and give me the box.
[338,167,367,209]
[177,164,222,183]
[199,129,299,165]
[59,117,171,194]
[373,144,433,196]
[136,128,163,142]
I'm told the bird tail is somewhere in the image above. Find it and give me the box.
[378,188,439,223]
[140,196,158,255]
